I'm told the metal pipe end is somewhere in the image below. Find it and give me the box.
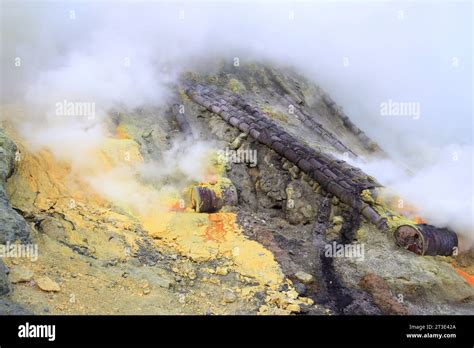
[394,225,425,255]
[394,224,458,256]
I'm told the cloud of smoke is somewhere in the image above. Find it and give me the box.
[139,138,217,184]
[1,1,471,242]
[346,144,473,248]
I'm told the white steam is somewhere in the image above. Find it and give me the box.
[1,1,472,243]
[139,138,217,184]
[346,144,473,248]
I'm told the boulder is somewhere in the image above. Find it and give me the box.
[9,266,34,283]
[36,276,61,292]
[294,271,314,284]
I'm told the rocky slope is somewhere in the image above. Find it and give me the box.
[0,63,472,315]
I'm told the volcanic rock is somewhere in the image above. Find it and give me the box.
[294,271,314,284]
[9,266,34,283]
[0,129,30,244]
[36,277,61,292]
[359,273,408,315]
[0,261,10,295]
[223,289,237,303]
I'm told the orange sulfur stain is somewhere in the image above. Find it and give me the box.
[203,213,234,242]
[142,211,284,287]
[415,216,427,224]
[454,267,474,288]
[377,192,428,224]
[115,124,130,139]
[168,201,186,212]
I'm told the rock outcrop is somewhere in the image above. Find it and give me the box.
[0,129,30,244]
[0,62,471,315]
[0,128,31,313]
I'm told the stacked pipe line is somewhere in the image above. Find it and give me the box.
[264,67,305,105]
[321,94,378,152]
[184,83,388,230]
[265,87,359,157]
[263,66,374,154]
[286,99,358,157]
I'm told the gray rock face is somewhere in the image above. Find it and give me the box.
[0,261,10,296]
[0,128,30,244]
[0,129,31,308]
[284,180,320,225]
[227,162,258,210]
[255,147,289,210]
[0,297,32,315]
[0,129,15,181]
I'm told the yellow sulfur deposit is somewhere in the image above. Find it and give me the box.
[5,122,285,290]
[360,189,419,230]
[142,211,284,288]
[5,135,142,260]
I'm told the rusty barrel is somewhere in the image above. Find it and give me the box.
[191,186,223,213]
[191,183,237,213]
[394,224,458,256]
